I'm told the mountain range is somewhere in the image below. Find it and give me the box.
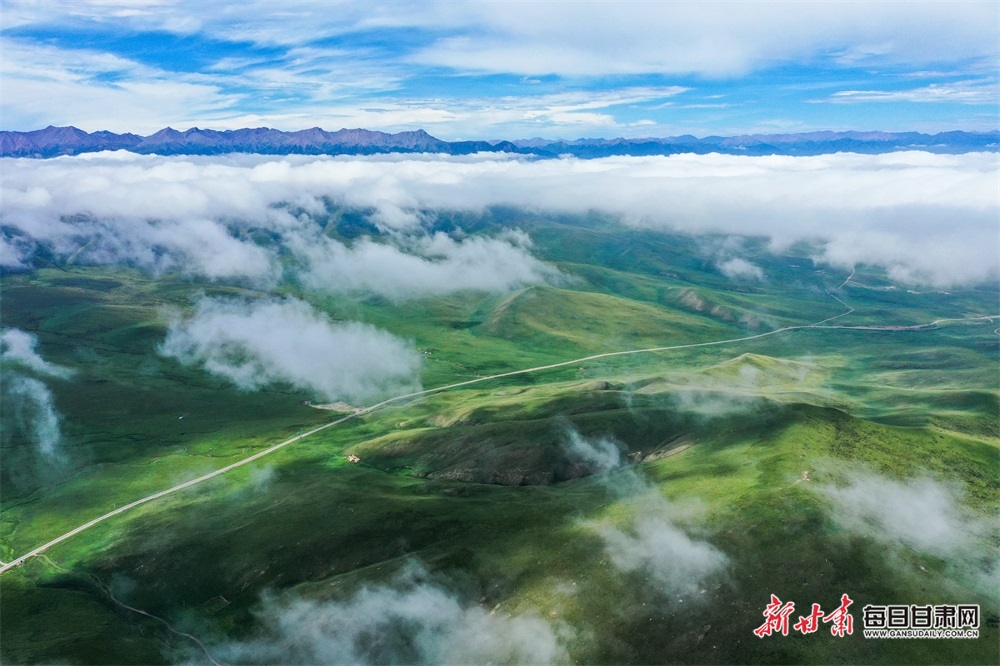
[2,125,997,158]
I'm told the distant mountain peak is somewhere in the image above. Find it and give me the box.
[0,126,996,158]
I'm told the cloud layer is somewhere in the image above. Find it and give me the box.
[159,297,421,403]
[0,153,563,294]
[2,151,995,287]
[214,564,568,665]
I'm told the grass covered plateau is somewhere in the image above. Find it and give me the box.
[1,209,997,665]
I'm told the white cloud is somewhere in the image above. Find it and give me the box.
[595,513,729,599]
[0,234,34,269]
[564,429,624,474]
[293,230,559,300]
[717,257,765,281]
[213,563,569,665]
[21,1,982,78]
[2,374,63,458]
[0,328,74,379]
[669,388,762,420]
[567,430,729,598]
[0,40,241,133]
[820,473,986,558]
[3,3,997,135]
[819,472,999,599]
[656,354,818,417]
[159,296,421,403]
[407,2,998,77]
[0,153,557,294]
[0,210,279,286]
[0,329,71,462]
[826,80,998,104]
[2,151,996,287]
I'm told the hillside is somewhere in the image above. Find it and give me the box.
[1,209,997,664]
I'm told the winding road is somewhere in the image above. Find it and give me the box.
[1,298,996,576]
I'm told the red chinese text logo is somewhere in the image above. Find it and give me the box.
[755,594,854,638]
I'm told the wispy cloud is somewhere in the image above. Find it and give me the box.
[1,2,997,135]
[595,513,729,600]
[195,86,690,136]
[820,472,986,557]
[408,3,999,77]
[824,80,999,104]
[1,39,242,132]
[566,429,729,600]
[212,562,570,665]
[818,471,999,599]
[564,429,626,474]
[0,328,71,466]
[2,375,63,458]
[1,328,74,379]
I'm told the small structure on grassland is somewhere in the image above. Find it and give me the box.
[347,455,360,463]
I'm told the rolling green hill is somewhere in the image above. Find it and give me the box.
[1,212,997,664]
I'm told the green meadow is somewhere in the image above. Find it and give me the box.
[1,213,997,664]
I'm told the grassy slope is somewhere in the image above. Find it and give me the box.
[1,217,997,664]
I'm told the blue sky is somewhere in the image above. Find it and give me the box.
[1,1,997,139]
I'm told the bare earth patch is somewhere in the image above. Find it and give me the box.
[306,401,361,413]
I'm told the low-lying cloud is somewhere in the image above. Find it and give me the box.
[595,513,729,598]
[820,472,986,558]
[159,296,421,404]
[564,428,625,474]
[212,563,569,665]
[818,471,998,599]
[0,329,70,460]
[668,363,769,418]
[293,229,558,299]
[718,257,765,281]
[2,151,996,287]
[567,429,728,599]
[2,373,63,458]
[658,355,818,417]
[670,388,761,419]
[1,328,73,379]
[0,209,279,286]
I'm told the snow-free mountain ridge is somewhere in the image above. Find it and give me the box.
[2,125,996,158]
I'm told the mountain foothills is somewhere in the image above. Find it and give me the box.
[2,125,998,158]
[0,150,997,665]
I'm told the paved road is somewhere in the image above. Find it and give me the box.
[1,302,996,576]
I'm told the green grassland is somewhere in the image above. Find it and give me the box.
[1,212,997,664]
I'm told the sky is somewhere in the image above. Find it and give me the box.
[1,0,998,139]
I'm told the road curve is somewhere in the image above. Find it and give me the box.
[1,308,996,576]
